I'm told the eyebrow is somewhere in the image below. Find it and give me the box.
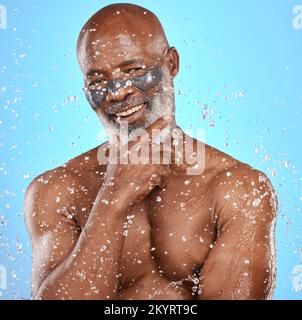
[117,59,145,68]
[85,59,145,78]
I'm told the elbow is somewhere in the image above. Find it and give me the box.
[32,280,61,300]
[33,285,55,300]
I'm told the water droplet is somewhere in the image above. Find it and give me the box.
[252,198,261,207]
[263,154,271,162]
[259,175,267,183]
[68,187,75,194]
[62,96,79,106]
[126,80,132,87]
[209,119,215,127]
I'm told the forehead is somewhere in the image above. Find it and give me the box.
[78,28,163,75]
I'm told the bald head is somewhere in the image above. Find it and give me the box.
[77,3,179,136]
[77,3,170,71]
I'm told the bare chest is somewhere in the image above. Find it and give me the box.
[73,175,217,297]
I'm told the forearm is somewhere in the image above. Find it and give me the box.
[35,186,130,300]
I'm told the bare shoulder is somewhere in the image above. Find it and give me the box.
[200,144,278,222]
[25,143,108,195]
[23,165,80,234]
[24,144,107,233]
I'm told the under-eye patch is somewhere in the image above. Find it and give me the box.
[85,68,162,109]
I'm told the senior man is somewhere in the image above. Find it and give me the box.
[24,3,278,300]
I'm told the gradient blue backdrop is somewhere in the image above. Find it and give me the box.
[0,0,301,300]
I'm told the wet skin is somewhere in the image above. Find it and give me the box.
[24,4,278,300]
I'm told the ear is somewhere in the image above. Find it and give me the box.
[166,47,180,77]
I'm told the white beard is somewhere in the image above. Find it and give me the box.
[104,67,175,143]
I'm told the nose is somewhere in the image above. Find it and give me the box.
[106,84,136,103]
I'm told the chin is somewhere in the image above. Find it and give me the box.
[101,89,174,141]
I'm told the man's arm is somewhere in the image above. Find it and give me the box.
[24,168,130,300]
[24,116,171,300]
[24,170,80,298]
[198,164,278,300]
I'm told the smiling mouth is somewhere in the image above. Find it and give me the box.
[115,103,146,118]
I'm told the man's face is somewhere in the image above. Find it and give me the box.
[80,30,174,136]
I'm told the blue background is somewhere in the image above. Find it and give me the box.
[0,0,301,300]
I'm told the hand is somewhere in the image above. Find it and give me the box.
[105,116,172,204]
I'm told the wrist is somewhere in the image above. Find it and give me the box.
[98,180,135,209]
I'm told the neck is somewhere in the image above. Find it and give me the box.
[101,122,202,175]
